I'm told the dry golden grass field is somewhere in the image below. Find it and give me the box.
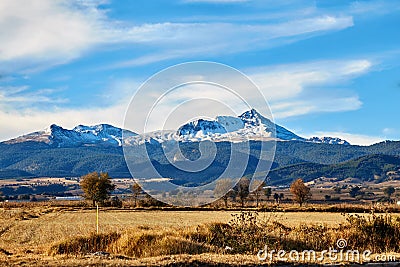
[1,205,400,266]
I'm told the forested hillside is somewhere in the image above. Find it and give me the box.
[1,141,400,186]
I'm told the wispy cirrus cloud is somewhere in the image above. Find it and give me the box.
[270,96,362,119]
[2,0,399,74]
[110,16,353,69]
[247,59,372,118]
[0,0,354,73]
[0,86,67,110]
[349,0,400,16]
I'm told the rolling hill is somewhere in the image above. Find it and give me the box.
[266,154,400,186]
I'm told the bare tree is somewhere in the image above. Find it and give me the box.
[252,181,266,207]
[237,178,250,208]
[228,188,237,203]
[214,179,233,208]
[131,182,142,207]
[290,178,312,207]
[279,193,284,203]
[265,187,272,201]
[273,193,280,204]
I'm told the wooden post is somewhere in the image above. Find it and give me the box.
[96,204,99,234]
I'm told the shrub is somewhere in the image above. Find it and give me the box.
[48,232,120,255]
[206,212,272,254]
[345,213,400,252]
[49,227,215,258]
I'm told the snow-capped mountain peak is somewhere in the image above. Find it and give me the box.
[172,108,304,142]
[239,108,264,127]
[239,109,305,141]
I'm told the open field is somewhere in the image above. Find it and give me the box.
[0,208,348,252]
[1,206,400,266]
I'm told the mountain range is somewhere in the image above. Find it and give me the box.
[0,109,399,186]
[5,109,348,147]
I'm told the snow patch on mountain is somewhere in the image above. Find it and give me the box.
[216,116,244,132]
[177,119,227,136]
[307,136,351,145]
[6,124,137,147]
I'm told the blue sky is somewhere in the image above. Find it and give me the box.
[0,0,399,145]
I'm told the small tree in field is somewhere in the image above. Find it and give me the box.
[252,181,266,207]
[273,193,279,203]
[131,182,142,207]
[237,178,250,208]
[384,186,395,200]
[349,186,362,198]
[279,193,284,203]
[214,179,233,208]
[265,187,272,201]
[290,178,312,207]
[80,172,115,206]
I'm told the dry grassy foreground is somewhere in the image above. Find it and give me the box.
[0,208,346,252]
[1,207,399,266]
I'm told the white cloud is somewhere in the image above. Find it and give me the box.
[104,48,208,70]
[303,131,385,146]
[0,0,358,74]
[247,59,371,118]
[112,16,353,68]
[271,96,362,119]
[349,0,400,16]
[0,0,354,72]
[0,86,67,109]
[174,7,318,23]
[0,0,106,72]
[249,59,372,93]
